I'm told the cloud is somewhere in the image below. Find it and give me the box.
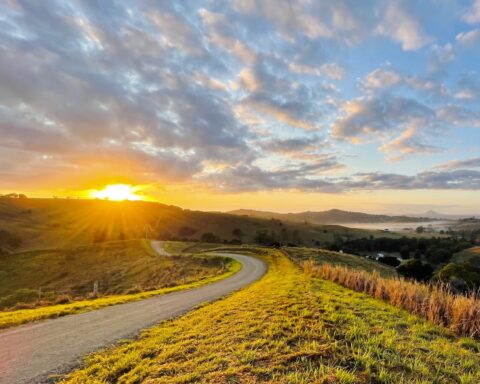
[435,157,480,170]
[379,126,439,161]
[463,0,480,24]
[332,95,434,139]
[289,62,345,80]
[456,28,480,45]
[344,170,480,190]
[199,162,342,193]
[0,0,479,196]
[359,67,450,99]
[376,2,431,50]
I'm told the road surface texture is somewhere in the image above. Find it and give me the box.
[0,249,266,384]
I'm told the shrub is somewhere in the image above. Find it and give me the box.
[201,232,220,243]
[435,263,480,293]
[54,294,71,305]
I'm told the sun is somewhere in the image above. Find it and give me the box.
[91,184,143,201]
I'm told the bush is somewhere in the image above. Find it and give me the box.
[200,232,220,243]
[378,256,401,267]
[435,263,480,293]
[0,288,39,309]
[427,248,451,264]
[54,294,71,305]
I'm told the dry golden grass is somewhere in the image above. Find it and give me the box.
[305,260,480,338]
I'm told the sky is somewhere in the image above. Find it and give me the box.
[0,0,479,214]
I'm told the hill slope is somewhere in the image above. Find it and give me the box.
[0,198,388,251]
[230,208,434,224]
[0,240,228,310]
[61,248,480,383]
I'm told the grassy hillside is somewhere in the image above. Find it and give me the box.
[230,208,433,224]
[60,248,480,383]
[0,240,228,310]
[285,247,397,277]
[0,197,387,251]
[452,246,480,267]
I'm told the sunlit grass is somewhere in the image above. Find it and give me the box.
[0,257,241,330]
[0,240,241,329]
[60,248,480,383]
[285,246,397,277]
[305,261,480,338]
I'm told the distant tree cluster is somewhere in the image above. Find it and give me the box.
[0,193,27,199]
[328,236,472,265]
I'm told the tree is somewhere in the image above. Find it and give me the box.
[254,230,279,246]
[414,249,422,259]
[427,249,451,264]
[417,240,427,254]
[400,245,410,259]
[415,226,425,234]
[396,259,433,281]
[232,228,244,240]
[378,256,401,267]
[201,232,220,243]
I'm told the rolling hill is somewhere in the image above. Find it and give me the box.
[0,197,393,252]
[229,208,435,224]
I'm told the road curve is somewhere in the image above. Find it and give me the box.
[0,251,266,384]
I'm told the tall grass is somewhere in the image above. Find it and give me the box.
[304,260,480,338]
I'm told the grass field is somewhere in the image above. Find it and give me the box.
[0,240,242,328]
[285,247,397,277]
[0,260,241,330]
[60,248,480,383]
[0,240,231,309]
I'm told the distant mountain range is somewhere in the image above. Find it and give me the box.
[229,209,442,224]
[410,210,472,220]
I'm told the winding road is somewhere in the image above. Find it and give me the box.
[0,244,266,384]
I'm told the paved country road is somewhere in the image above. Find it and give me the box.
[0,246,266,384]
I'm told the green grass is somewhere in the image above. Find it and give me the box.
[452,246,480,267]
[0,256,241,330]
[285,246,397,277]
[0,240,230,308]
[60,248,480,383]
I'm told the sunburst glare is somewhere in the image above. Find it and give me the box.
[91,184,143,201]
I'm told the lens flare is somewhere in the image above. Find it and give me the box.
[91,184,143,201]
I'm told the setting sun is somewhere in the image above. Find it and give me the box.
[91,184,143,201]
